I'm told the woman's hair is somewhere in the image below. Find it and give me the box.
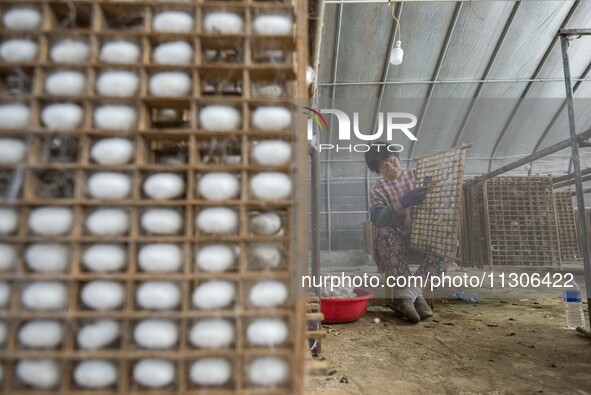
[365,142,399,174]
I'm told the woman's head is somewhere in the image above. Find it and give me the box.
[365,142,401,179]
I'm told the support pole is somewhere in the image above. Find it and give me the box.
[309,144,321,296]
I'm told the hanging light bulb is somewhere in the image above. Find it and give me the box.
[390,40,403,65]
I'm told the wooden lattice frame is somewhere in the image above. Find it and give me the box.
[554,190,581,263]
[460,182,489,267]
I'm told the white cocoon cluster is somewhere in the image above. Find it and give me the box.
[87,172,131,199]
[189,319,234,349]
[74,360,117,389]
[139,244,182,272]
[133,359,175,388]
[41,103,83,130]
[153,41,193,65]
[91,138,134,165]
[249,280,287,308]
[82,244,126,272]
[77,320,120,349]
[250,172,291,200]
[247,318,287,346]
[0,104,30,129]
[19,320,63,348]
[99,40,140,64]
[196,208,238,234]
[248,357,288,386]
[22,282,67,310]
[94,105,137,130]
[141,209,183,235]
[51,39,90,62]
[0,138,26,163]
[0,281,9,308]
[3,8,42,30]
[143,173,185,200]
[254,14,293,35]
[45,71,86,95]
[96,70,139,97]
[86,208,129,236]
[200,105,241,131]
[0,39,38,62]
[153,11,194,32]
[81,281,124,310]
[247,244,282,269]
[198,172,239,200]
[190,358,231,386]
[149,72,191,97]
[196,244,235,273]
[29,207,73,236]
[252,140,291,166]
[16,359,59,389]
[192,280,235,310]
[253,106,291,130]
[134,319,178,349]
[250,213,282,235]
[0,322,6,344]
[137,281,180,310]
[0,208,18,234]
[204,12,244,34]
[25,243,70,272]
[0,243,16,271]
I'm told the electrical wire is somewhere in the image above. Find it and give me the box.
[388,0,401,42]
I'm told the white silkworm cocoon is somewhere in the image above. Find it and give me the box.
[81,281,124,311]
[16,359,59,389]
[247,244,282,269]
[307,65,316,86]
[0,243,16,271]
[189,319,234,349]
[204,12,244,34]
[247,318,287,346]
[87,172,131,200]
[86,209,129,236]
[250,172,291,200]
[196,244,235,273]
[0,281,9,308]
[25,243,70,272]
[254,14,293,35]
[199,105,241,131]
[51,39,90,62]
[0,104,30,129]
[0,39,38,62]
[94,105,137,130]
[252,140,291,166]
[134,320,178,349]
[96,71,139,97]
[74,360,117,389]
[3,8,42,30]
[196,208,238,234]
[99,41,140,64]
[19,320,63,348]
[249,280,287,308]
[149,72,191,97]
[133,359,175,388]
[29,207,73,236]
[153,41,193,65]
[141,209,183,235]
[249,213,282,235]
[252,106,291,130]
[190,358,231,386]
[91,138,134,165]
[77,320,120,350]
[143,173,185,200]
[138,244,182,272]
[198,172,239,200]
[0,208,18,234]
[0,138,26,163]
[137,281,180,310]
[41,103,83,130]
[192,280,235,310]
[153,11,194,33]
[22,282,67,310]
[0,322,6,344]
[82,244,126,272]
[253,83,284,98]
[45,71,86,95]
[248,357,288,386]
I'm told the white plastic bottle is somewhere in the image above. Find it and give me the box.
[563,273,585,329]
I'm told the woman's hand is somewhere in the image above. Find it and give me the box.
[399,187,428,208]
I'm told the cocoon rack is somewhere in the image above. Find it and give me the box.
[196,244,236,273]
[249,280,287,308]
[96,70,139,97]
[41,103,84,130]
[203,12,244,34]
[99,41,140,64]
[192,280,235,310]
[252,106,291,130]
[134,319,178,349]
[0,39,38,62]
[82,244,126,272]
[190,358,231,386]
[74,360,117,389]
[0,138,26,163]
[22,282,67,310]
[87,172,131,200]
[16,359,59,389]
[136,281,181,310]
[139,244,182,272]
[77,320,120,350]
[0,281,10,308]
[196,207,238,234]
[25,243,70,272]
[143,173,185,200]
[0,244,16,271]
[29,207,73,236]
[3,7,42,30]
[253,14,294,35]
[90,138,134,165]
[153,11,194,33]
[199,105,241,131]
[247,243,283,269]
[0,208,18,234]
[0,104,30,129]
[86,208,129,236]
[249,212,282,235]
[189,319,234,349]
[133,359,175,388]
[81,281,124,310]
[18,320,63,348]
[45,71,87,96]
[50,39,90,63]
[250,172,292,200]
[149,72,191,97]
[198,172,239,201]
[94,105,137,130]
[251,140,291,166]
[141,208,183,235]
[248,357,288,386]
[247,318,287,346]
[153,41,193,65]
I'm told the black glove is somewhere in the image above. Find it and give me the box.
[399,187,428,208]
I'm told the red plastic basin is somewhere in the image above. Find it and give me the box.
[320,289,374,324]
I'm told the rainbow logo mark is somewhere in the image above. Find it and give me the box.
[302,107,329,131]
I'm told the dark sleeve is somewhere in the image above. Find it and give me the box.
[370,204,405,228]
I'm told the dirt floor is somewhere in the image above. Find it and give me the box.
[306,296,591,395]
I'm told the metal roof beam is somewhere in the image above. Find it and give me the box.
[318,78,591,86]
